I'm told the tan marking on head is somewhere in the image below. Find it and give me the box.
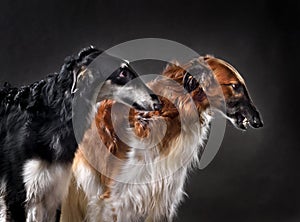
[202,56,245,85]
[200,55,251,105]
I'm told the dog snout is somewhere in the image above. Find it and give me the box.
[250,114,263,128]
[249,110,263,128]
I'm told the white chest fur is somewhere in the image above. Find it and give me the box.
[23,160,71,222]
[80,111,212,222]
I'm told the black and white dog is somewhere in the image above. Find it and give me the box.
[0,46,161,221]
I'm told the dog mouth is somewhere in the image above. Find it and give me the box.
[228,109,263,131]
[230,112,250,130]
[132,102,148,111]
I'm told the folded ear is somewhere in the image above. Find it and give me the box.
[77,45,102,67]
[62,46,102,93]
[63,46,102,72]
[183,72,199,92]
[183,60,214,93]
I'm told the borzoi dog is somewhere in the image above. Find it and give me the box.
[61,55,263,221]
[0,46,161,221]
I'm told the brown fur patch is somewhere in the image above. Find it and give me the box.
[202,55,248,103]
[62,55,248,221]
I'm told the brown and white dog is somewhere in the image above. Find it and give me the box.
[60,56,263,222]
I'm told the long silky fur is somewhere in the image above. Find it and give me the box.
[61,54,262,222]
[0,46,100,221]
[61,58,218,222]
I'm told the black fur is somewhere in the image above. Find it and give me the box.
[0,46,101,221]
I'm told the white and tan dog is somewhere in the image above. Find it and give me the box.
[61,56,263,222]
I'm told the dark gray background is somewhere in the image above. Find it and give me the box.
[0,0,299,221]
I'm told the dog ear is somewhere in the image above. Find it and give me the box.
[63,46,102,93]
[184,60,216,93]
[183,60,211,93]
[77,45,102,67]
[183,72,199,92]
[63,46,101,74]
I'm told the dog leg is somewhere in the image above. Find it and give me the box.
[60,177,87,222]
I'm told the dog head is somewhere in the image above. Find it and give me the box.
[99,61,162,111]
[162,56,263,130]
[202,55,263,130]
[70,46,162,111]
[204,56,263,130]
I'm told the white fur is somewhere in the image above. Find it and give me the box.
[73,110,212,222]
[23,160,71,222]
[0,180,7,222]
[73,162,103,199]
[98,81,157,111]
[120,62,128,68]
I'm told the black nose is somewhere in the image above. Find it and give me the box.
[153,103,163,111]
[251,115,263,128]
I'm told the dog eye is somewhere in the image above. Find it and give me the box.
[231,83,240,90]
